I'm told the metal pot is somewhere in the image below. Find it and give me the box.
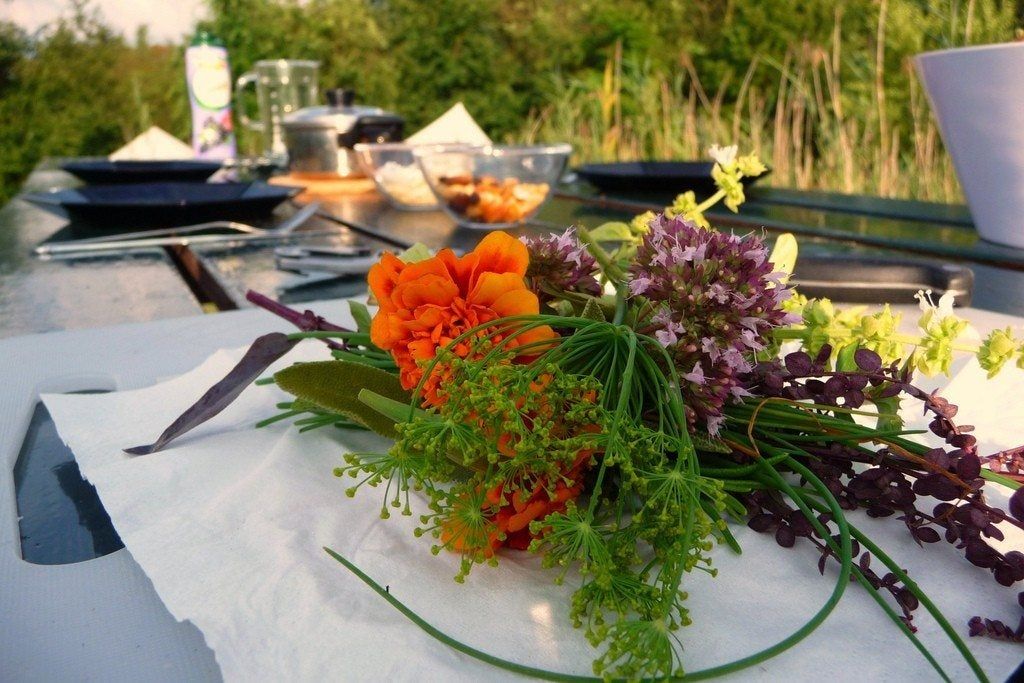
[281,89,404,178]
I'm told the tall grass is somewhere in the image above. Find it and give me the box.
[522,6,974,202]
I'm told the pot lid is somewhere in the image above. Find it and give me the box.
[282,88,403,132]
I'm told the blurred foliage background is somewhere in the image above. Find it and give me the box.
[0,0,1021,204]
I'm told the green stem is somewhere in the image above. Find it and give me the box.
[323,547,597,682]
[612,286,628,326]
[693,188,727,214]
[664,451,853,680]
[578,225,627,283]
[782,484,988,682]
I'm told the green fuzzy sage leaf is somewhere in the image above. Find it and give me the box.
[349,300,373,334]
[274,360,412,439]
[580,298,607,322]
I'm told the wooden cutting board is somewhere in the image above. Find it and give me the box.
[269,174,377,202]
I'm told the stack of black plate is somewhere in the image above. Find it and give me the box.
[25,160,300,229]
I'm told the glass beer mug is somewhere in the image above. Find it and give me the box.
[234,59,320,164]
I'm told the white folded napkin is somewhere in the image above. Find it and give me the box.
[406,103,492,146]
[110,126,193,161]
[43,345,1023,681]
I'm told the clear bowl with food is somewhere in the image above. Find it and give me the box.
[354,142,462,211]
[413,143,572,228]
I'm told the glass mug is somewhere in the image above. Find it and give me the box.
[234,59,320,164]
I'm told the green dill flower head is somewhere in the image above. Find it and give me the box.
[417,486,501,582]
[592,617,684,681]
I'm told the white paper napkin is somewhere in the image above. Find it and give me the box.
[406,103,492,146]
[43,346,1023,681]
[109,126,193,161]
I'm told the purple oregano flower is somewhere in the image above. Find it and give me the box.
[629,213,798,433]
[522,228,602,304]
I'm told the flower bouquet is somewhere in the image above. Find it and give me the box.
[130,149,1023,681]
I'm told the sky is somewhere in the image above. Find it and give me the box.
[2,0,208,43]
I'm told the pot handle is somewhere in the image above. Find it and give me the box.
[234,72,263,132]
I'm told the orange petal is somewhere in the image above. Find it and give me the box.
[489,288,541,318]
[397,254,455,287]
[393,274,459,309]
[507,499,549,532]
[468,271,526,308]
[469,232,528,287]
[439,248,477,294]
[369,313,390,349]
[367,252,405,311]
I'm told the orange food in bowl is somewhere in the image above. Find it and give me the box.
[438,175,550,224]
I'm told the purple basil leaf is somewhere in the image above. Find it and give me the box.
[1010,488,1024,524]
[854,348,882,372]
[994,564,1017,587]
[859,551,871,571]
[784,351,812,375]
[775,523,796,548]
[969,507,989,529]
[896,588,919,612]
[916,473,960,501]
[747,513,775,532]
[125,332,300,455]
[1005,552,1024,573]
[965,539,998,569]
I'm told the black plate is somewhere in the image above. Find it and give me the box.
[61,160,224,185]
[576,161,768,195]
[25,182,301,228]
[791,254,973,306]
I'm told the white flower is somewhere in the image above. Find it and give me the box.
[915,289,956,329]
[708,144,738,167]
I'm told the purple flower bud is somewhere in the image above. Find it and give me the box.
[523,228,602,305]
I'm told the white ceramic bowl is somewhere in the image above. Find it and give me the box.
[916,43,1024,248]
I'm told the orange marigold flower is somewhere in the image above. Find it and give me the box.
[368,231,555,406]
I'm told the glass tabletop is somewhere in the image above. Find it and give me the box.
[0,167,201,339]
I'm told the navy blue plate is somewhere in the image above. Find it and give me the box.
[25,182,302,228]
[576,161,768,195]
[61,159,224,185]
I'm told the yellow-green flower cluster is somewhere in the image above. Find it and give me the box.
[666,191,709,229]
[793,298,905,367]
[709,143,768,212]
[912,308,970,376]
[978,327,1017,378]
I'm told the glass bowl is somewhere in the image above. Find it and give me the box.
[354,142,455,211]
[413,143,572,228]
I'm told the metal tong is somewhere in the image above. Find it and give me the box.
[35,203,322,257]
